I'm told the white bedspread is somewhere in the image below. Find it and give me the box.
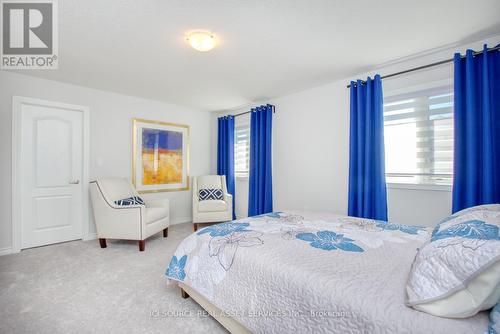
[165,211,488,334]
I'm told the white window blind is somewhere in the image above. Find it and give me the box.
[235,125,250,177]
[384,86,454,185]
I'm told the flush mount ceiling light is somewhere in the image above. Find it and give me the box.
[186,31,217,52]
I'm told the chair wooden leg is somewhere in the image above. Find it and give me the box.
[99,238,107,248]
[181,288,189,299]
[138,240,145,251]
[193,223,198,232]
[163,228,168,237]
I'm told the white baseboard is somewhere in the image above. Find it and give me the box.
[1,218,192,255]
[0,247,13,256]
[83,233,97,241]
[171,217,192,225]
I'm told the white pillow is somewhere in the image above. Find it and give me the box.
[454,203,500,216]
[406,204,500,318]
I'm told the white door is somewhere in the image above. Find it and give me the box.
[20,101,84,249]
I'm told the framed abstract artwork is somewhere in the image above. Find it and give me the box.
[132,118,189,193]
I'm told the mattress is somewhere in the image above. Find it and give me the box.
[165,211,489,334]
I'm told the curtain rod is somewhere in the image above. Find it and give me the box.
[346,44,500,89]
[232,104,276,117]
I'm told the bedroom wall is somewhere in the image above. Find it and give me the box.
[212,34,500,227]
[0,71,212,253]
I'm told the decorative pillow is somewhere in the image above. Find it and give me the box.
[406,206,500,318]
[114,196,145,206]
[198,188,223,201]
[455,204,500,216]
[430,204,500,236]
[488,303,500,334]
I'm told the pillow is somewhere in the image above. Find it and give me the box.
[488,303,500,334]
[430,204,500,236]
[198,188,223,201]
[114,196,145,206]
[455,204,500,216]
[406,206,500,318]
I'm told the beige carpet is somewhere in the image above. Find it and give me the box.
[0,223,227,334]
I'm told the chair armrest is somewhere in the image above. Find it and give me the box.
[192,185,200,207]
[225,194,233,212]
[145,199,169,208]
[225,194,233,220]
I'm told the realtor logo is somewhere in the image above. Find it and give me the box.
[1,0,58,69]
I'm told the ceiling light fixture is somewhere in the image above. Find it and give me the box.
[186,31,217,52]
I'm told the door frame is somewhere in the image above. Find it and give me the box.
[12,96,90,253]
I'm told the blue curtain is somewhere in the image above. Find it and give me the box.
[348,75,388,221]
[452,45,500,212]
[248,105,273,216]
[217,116,236,219]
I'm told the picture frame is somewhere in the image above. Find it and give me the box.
[132,118,190,193]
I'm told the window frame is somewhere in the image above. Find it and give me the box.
[234,122,250,179]
[383,80,454,192]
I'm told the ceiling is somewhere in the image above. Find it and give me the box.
[13,0,500,111]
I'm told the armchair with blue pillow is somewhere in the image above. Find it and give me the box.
[89,177,169,251]
[192,175,233,232]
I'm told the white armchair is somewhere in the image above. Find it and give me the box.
[192,175,233,231]
[89,177,169,251]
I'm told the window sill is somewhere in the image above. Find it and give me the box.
[235,175,249,180]
[387,182,452,192]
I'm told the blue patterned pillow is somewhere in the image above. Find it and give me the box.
[114,196,145,206]
[406,208,500,318]
[431,204,500,239]
[488,303,500,334]
[199,188,223,201]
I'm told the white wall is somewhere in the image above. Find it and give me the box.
[271,81,350,215]
[0,71,212,252]
[212,34,500,227]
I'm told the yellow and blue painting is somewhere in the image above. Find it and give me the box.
[142,128,183,185]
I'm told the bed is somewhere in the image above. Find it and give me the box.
[165,211,489,333]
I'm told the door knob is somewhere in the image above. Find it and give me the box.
[69,180,80,184]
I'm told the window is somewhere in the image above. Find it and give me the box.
[384,86,454,185]
[235,125,250,177]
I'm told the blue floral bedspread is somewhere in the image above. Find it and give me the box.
[165,211,489,334]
